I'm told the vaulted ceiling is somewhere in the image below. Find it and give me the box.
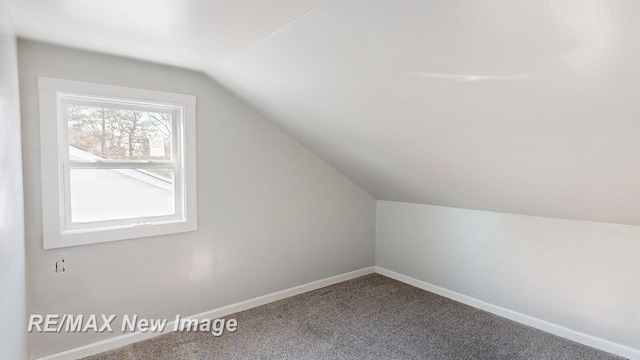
[9,0,640,225]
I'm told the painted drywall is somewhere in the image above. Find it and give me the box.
[0,1,27,359]
[211,0,640,227]
[9,1,640,227]
[19,40,376,359]
[7,0,324,67]
[376,201,640,352]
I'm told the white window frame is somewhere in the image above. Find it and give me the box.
[39,77,198,249]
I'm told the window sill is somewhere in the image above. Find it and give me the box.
[44,218,197,249]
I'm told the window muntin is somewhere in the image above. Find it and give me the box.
[39,77,197,249]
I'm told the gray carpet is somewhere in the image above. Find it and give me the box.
[83,274,624,360]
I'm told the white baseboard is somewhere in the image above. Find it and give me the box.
[35,267,375,360]
[375,266,640,360]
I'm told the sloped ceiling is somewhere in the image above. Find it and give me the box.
[9,0,640,225]
[7,0,324,69]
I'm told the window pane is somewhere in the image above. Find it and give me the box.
[69,168,175,223]
[67,104,173,161]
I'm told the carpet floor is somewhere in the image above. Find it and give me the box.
[83,274,624,360]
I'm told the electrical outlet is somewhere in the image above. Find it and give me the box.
[55,258,65,273]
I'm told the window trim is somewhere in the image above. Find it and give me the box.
[38,76,197,249]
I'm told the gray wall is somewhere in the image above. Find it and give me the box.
[0,2,27,359]
[376,200,640,352]
[19,40,376,358]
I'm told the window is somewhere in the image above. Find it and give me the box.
[38,77,197,249]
